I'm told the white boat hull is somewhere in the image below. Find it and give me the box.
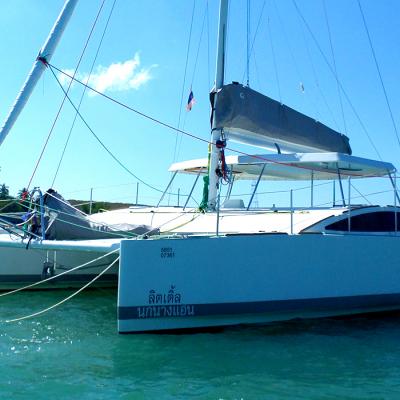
[0,236,119,290]
[118,234,400,333]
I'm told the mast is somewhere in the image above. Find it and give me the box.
[208,0,229,210]
[0,0,78,147]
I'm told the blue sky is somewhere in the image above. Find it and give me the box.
[0,0,399,208]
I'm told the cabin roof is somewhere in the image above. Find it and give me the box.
[169,152,396,181]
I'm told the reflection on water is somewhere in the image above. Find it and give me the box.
[1,290,400,399]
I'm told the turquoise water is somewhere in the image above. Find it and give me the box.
[1,290,400,399]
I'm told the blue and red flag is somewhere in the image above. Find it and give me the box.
[186,89,195,111]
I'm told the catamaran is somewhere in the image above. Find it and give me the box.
[0,0,399,334]
[116,0,400,333]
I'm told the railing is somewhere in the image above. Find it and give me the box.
[63,173,400,238]
[30,187,46,241]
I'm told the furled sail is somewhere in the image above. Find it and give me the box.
[211,83,352,154]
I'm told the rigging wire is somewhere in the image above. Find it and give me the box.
[241,1,266,87]
[176,1,209,161]
[250,45,263,91]
[357,0,400,151]
[190,4,209,88]
[206,0,211,90]
[246,0,251,86]
[270,1,300,78]
[267,15,282,103]
[50,64,212,144]
[314,188,392,209]
[351,182,372,205]
[296,6,339,128]
[225,1,231,81]
[26,0,108,191]
[292,0,383,160]
[48,65,169,195]
[322,0,348,136]
[271,0,307,112]
[50,63,390,180]
[52,0,118,187]
[172,0,196,165]
[169,1,196,205]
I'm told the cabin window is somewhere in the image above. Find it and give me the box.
[325,211,399,232]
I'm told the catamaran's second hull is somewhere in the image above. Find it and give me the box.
[118,233,400,333]
[0,235,119,290]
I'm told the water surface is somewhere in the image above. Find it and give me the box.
[1,290,400,399]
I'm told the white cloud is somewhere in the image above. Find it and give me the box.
[58,53,156,96]
[58,68,76,87]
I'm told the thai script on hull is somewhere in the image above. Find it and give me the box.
[137,305,195,319]
[148,285,181,305]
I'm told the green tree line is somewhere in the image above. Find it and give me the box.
[0,184,29,213]
[0,183,130,215]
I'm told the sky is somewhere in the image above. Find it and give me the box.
[0,0,399,208]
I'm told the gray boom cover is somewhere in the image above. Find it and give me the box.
[212,83,351,154]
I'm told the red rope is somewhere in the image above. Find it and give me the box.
[49,64,391,180]
[26,0,107,191]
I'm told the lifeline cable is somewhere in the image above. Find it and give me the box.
[0,247,119,297]
[147,208,202,234]
[5,257,119,323]
[0,209,203,298]
[10,194,141,239]
[26,207,140,239]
